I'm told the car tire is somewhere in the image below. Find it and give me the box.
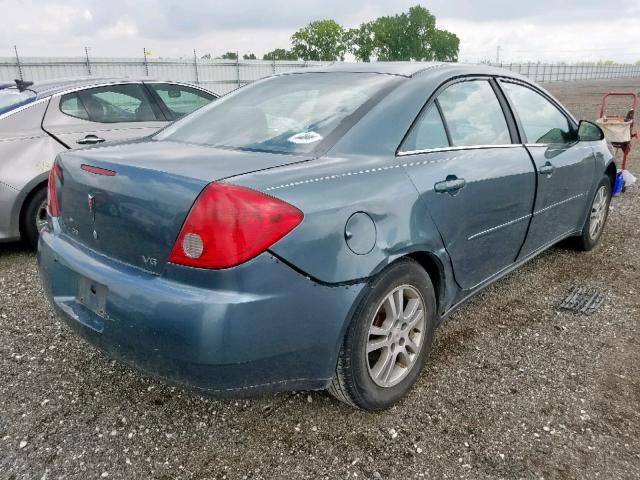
[21,186,48,251]
[329,258,437,410]
[575,175,611,251]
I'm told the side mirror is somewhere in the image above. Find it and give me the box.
[578,120,604,142]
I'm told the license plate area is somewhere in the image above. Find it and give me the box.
[77,276,108,318]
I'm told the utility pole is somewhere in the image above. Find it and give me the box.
[496,45,501,64]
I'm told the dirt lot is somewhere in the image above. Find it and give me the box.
[1,78,639,480]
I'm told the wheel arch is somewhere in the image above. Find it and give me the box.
[405,251,446,314]
[604,160,617,191]
[17,173,49,238]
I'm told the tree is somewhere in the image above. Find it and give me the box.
[220,51,238,60]
[200,53,212,60]
[349,5,459,62]
[347,23,375,62]
[430,29,460,62]
[291,20,348,61]
[263,48,298,61]
[243,52,257,60]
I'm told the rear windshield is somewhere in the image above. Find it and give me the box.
[0,88,36,115]
[155,73,398,155]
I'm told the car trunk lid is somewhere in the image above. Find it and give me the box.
[55,140,308,274]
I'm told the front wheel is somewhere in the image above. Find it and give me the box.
[21,186,48,250]
[575,175,611,251]
[329,259,437,410]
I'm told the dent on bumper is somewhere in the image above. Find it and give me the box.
[38,230,365,394]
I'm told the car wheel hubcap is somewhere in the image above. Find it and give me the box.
[589,186,608,241]
[35,200,48,232]
[366,285,426,388]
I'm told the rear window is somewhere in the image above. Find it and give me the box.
[155,73,399,155]
[0,88,36,115]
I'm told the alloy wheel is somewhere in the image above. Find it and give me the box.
[589,185,608,241]
[35,199,48,232]
[366,285,426,388]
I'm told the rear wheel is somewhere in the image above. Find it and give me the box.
[576,176,611,251]
[21,186,48,250]
[329,259,437,410]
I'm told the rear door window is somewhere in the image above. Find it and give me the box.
[437,80,511,147]
[500,82,573,144]
[61,84,162,123]
[149,84,215,119]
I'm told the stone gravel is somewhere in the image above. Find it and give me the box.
[1,78,639,479]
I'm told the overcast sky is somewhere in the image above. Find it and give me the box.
[2,0,640,62]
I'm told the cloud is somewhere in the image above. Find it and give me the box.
[1,0,639,62]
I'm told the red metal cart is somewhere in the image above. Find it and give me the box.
[596,92,638,171]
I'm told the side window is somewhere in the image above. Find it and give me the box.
[72,84,161,123]
[149,84,214,118]
[437,80,511,146]
[501,82,573,144]
[60,93,89,120]
[402,104,449,151]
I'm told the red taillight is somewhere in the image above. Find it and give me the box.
[47,161,62,217]
[169,183,303,269]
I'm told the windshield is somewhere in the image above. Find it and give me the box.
[155,73,399,155]
[0,88,36,115]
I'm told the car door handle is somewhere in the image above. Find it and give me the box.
[539,162,554,176]
[77,135,106,145]
[434,176,466,194]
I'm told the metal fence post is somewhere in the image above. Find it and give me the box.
[84,46,92,75]
[236,52,240,88]
[143,48,149,76]
[193,49,200,85]
[272,57,276,74]
[13,45,23,81]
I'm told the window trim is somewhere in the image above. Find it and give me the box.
[496,78,578,146]
[397,75,520,157]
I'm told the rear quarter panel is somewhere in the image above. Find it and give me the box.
[232,154,457,310]
[0,99,66,239]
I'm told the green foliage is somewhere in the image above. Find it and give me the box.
[200,53,212,60]
[291,19,349,61]
[263,48,298,61]
[430,29,460,62]
[220,51,238,60]
[349,5,459,62]
[243,52,257,60]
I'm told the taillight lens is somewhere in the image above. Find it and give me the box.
[169,182,303,269]
[47,161,62,217]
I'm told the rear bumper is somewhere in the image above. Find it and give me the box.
[38,228,365,394]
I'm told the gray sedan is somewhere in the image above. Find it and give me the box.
[0,77,217,248]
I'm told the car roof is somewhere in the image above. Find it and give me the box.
[5,77,210,99]
[278,62,530,82]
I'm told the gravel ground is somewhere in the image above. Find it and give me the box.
[1,78,639,480]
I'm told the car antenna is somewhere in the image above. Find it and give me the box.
[14,79,34,92]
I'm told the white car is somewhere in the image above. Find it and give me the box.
[0,77,217,248]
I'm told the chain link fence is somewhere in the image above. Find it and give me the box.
[1,54,639,95]
[0,55,331,95]
[483,61,640,83]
